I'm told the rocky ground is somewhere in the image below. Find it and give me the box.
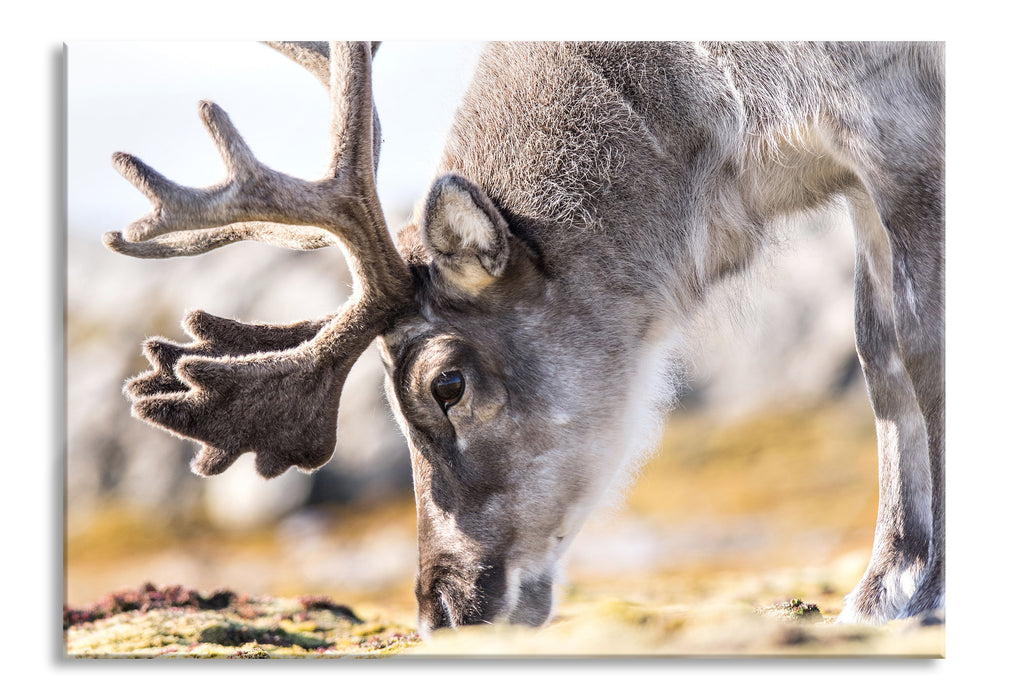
[63,399,944,659]
[63,574,943,658]
[64,583,421,658]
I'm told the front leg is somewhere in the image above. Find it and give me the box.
[837,214,931,623]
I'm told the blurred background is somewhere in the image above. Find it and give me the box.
[65,42,879,623]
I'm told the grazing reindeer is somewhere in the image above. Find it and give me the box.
[105,41,944,634]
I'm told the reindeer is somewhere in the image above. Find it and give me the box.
[104,41,944,634]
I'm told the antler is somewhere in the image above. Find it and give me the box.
[106,42,415,478]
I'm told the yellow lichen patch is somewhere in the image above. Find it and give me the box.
[413,594,942,658]
[64,587,422,658]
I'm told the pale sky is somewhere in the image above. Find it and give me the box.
[67,41,485,239]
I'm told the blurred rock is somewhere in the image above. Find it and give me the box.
[681,205,862,419]
[66,235,411,531]
[202,456,314,530]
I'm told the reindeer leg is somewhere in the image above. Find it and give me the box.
[883,184,945,621]
[837,193,933,623]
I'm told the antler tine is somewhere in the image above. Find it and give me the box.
[103,222,334,258]
[265,41,383,178]
[326,41,379,179]
[263,42,332,88]
[315,41,408,302]
[263,42,381,89]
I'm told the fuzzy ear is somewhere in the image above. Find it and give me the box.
[421,174,512,293]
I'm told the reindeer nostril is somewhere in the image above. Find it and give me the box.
[417,561,507,630]
[437,592,456,629]
[416,573,457,634]
[421,590,455,632]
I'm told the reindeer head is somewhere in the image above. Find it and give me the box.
[108,42,659,635]
[376,172,651,632]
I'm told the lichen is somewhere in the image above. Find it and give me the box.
[758,598,823,622]
[64,583,421,658]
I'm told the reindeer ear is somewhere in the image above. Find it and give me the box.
[421,174,512,293]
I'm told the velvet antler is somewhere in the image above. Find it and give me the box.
[105,42,414,478]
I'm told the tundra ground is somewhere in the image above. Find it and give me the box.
[64,398,943,657]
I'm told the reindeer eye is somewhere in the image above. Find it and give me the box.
[431,371,465,411]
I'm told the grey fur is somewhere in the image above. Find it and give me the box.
[106,41,944,634]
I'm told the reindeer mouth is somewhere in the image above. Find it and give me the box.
[416,584,480,638]
[417,562,554,637]
[418,591,459,637]
[506,570,554,626]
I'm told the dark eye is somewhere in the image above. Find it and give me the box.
[431,371,465,412]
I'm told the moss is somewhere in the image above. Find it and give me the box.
[298,595,362,623]
[228,645,271,659]
[64,584,422,658]
[63,582,238,629]
[758,598,824,622]
[593,599,656,627]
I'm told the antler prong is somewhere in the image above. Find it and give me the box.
[326,42,376,179]
[103,223,335,258]
[198,100,259,180]
[111,151,179,207]
[262,41,332,88]
[194,446,239,477]
[261,41,380,89]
